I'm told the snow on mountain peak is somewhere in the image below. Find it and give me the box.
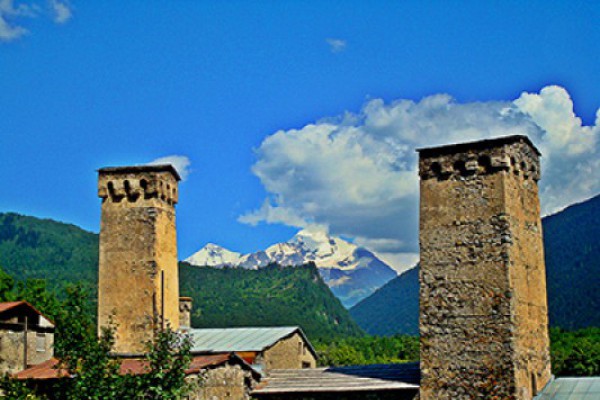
[185,243,242,267]
[184,229,398,307]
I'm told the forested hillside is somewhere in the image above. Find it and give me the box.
[351,194,600,335]
[179,262,364,340]
[543,194,600,329]
[0,212,98,294]
[350,266,419,336]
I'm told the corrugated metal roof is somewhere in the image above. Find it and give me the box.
[189,326,309,354]
[535,377,600,400]
[252,362,420,394]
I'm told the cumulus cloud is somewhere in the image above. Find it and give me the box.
[326,38,346,53]
[51,0,71,24]
[0,0,71,42]
[148,155,192,181]
[241,85,599,270]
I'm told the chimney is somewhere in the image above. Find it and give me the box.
[97,164,181,354]
[179,297,192,330]
[417,135,551,399]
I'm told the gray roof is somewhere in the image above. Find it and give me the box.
[535,377,600,400]
[188,326,316,356]
[252,362,420,394]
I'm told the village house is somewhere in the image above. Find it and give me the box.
[0,301,54,375]
[187,326,317,372]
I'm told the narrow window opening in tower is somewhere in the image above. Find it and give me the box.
[511,157,519,175]
[124,180,139,203]
[107,181,123,202]
[477,155,492,174]
[453,160,468,177]
[140,179,152,199]
[430,162,442,179]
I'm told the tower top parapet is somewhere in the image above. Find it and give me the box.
[417,135,541,182]
[98,164,181,181]
[97,164,180,205]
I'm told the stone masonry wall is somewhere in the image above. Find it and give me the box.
[0,330,54,374]
[262,333,317,371]
[97,166,180,354]
[418,136,551,400]
[186,364,256,400]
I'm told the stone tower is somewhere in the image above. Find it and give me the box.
[97,165,180,354]
[417,135,551,399]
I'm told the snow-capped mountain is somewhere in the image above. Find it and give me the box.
[185,243,243,268]
[185,229,398,307]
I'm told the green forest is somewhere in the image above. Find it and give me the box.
[179,262,364,340]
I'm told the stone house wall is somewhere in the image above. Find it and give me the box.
[0,329,54,374]
[186,363,256,400]
[261,332,317,370]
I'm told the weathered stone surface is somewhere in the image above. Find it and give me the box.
[418,136,551,400]
[97,165,180,354]
[187,364,256,400]
[259,332,317,370]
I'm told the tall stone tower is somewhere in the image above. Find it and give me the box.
[97,165,180,354]
[417,135,551,399]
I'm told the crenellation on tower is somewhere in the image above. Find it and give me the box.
[98,165,179,205]
[418,135,541,182]
[97,164,180,355]
[418,135,551,400]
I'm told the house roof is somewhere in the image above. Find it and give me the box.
[252,362,420,395]
[535,377,600,399]
[14,353,260,380]
[0,300,55,327]
[188,326,317,358]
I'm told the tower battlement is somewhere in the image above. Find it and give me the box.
[418,135,540,182]
[98,164,179,205]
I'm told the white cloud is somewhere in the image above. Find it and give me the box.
[148,155,192,181]
[50,0,71,24]
[0,0,34,41]
[326,38,346,53]
[0,0,71,42]
[241,85,599,270]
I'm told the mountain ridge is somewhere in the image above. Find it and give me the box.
[185,228,398,307]
[350,194,600,335]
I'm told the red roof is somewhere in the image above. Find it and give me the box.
[0,300,55,325]
[13,358,69,380]
[0,301,28,313]
[14,353,255,380]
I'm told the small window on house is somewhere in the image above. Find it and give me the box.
[36,333,46,352]
[298,342,303,355]
[302,362,311,369]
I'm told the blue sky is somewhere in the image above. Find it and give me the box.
[1,1,599,271]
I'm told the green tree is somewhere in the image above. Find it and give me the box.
[1,282,193,399]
